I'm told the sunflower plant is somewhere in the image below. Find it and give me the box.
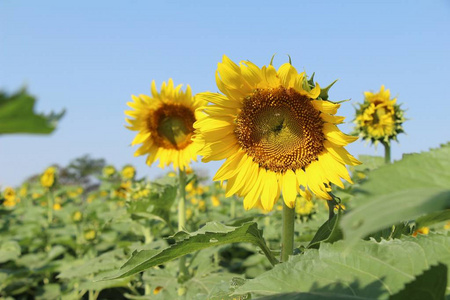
[355,85,406,163]
[194,55,360,260]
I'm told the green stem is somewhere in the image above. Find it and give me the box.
[382,141,391,164]
[281,201,295,262]
[47,190,53,225]
[178,169,188,280]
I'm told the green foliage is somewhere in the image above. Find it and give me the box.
[0,88,64,135]
[2,143,450,298]
[341,143,450,244]
[233,234,450,299]
[105,221,277,280]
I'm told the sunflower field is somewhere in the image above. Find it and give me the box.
[1,53,450,300]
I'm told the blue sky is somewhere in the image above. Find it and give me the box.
[1,0,449,187]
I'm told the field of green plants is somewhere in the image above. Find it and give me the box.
[1,66,450,300]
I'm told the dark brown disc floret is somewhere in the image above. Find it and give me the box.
[147,103,196,150]
[235,87,325,173]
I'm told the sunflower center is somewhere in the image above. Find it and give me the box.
[148,104,195,150]
[235,87,325,173]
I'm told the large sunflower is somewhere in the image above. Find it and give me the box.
[125,79,205,170]
[355,85,405,144]
[194,56,360,211]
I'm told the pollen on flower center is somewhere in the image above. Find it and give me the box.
[235,87,325,173]
[148,103,196,150]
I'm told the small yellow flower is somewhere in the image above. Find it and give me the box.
[168,171,176,177]
[121,165,136,180]
[211,196,221,207]
[444,221,450,230]
[195,186,204,195]
[190,197,199,205]
[186,182,195,193]
[412,227,429,237]
[295,194,315,216]
[84,229,97,241]
[32,192,42,199]
[73,211,82,222]
[87,194,96,203]
[186,208,193,220]
[3,187,17,207]
[103,165,116,177]
[68,187,83,198]
[198,200,206,211]
[153,286,163,295]
[355,85,406,144]
[40,167,57,188]
[53,203,62,211]
[4,187,16,202]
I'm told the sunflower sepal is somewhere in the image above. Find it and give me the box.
[319,79,338,100]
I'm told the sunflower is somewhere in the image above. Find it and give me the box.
[194,55,360,211]
[355,85,405,144]
[40,167,57,188]
[126,79,206,171]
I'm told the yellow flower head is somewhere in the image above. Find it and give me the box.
[295,195,315,216]
[3,187,17,207]
[84,229,97,241]
[121,165,136,180]
[53,203,62,211]
[125,79,207,171]
[103,165,116,177]
[211,195,221,207]
[40,167,57,188]
[198,200,206,211]
[194,55,360,211]
[355,85,406,144]
[412,227,430,237]
[73,211,82,222]
[3,187,16,202]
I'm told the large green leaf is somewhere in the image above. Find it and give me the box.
[390,263,447,300]
[233,234,450,299]
[103,221,277,279]
[307,213,343,249]
[0,89,65,134]
[341,143,450,244]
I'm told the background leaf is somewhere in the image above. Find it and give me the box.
[0,89,65,135]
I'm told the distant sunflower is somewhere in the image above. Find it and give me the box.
[126,79,206,170]
[194,55,360,211]
[355,85,405,144]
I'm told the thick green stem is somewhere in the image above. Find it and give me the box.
[178,169,188,280]
[382,141,391,164]
[281,201,295,262]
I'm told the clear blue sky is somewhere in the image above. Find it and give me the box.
[1,0,449,187]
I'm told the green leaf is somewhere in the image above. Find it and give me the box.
[0,89,64,134]
[415,210,450,228]
[233,234,450,299]
[390,263,447,300]
[353,155,385,172]
[0,240,21,263]
[103,221,277,280]
[341,143,450,244]
[307,213,343,249]
[58,249,125,279]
